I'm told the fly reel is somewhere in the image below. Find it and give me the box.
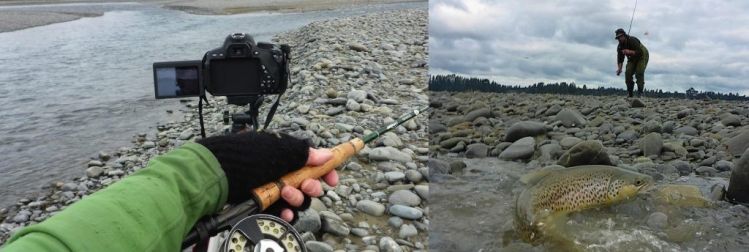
[220,214,306,252]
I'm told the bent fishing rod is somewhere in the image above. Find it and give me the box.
[182,106,430,249]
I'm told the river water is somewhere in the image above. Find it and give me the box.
[430,158,749,252]
[0,1,425,208]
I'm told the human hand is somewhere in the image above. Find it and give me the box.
[616,68,622,76]
[279,148,338,222]
[622,49,635,56]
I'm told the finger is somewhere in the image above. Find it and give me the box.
[306,148,333,166]
[322,170,339,187]
[300,179,323,197]
[280,208,294,223]
[281,185,305,207]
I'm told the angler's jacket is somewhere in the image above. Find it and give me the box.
[617,35,648,64]
[3,143,228,251]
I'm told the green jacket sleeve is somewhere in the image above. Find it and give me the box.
[2,142,228,252]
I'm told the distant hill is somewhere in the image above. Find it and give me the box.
[429,74,749,101]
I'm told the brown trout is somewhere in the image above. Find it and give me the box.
[514,165,653,246]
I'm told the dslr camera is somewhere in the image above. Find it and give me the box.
[153,33,291,135]
[153,33,290,100]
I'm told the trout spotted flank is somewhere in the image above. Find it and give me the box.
[514,165,653,244]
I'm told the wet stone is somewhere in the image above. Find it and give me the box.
[306,241,334,252]
[389,205,423,220]
[356,200,385,216]
[388,190,421,206]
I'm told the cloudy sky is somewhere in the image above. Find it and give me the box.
[429,0,749,95]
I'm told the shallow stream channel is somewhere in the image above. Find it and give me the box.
[430,157,749,252]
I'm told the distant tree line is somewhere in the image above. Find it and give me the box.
[428,74,749,101]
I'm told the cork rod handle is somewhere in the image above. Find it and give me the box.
[252,138,365,210]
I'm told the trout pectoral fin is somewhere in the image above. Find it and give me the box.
[654,184,712,208]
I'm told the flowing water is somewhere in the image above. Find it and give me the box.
[430,157,749,252]
[0,1,426,208]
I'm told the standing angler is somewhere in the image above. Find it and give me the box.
[615,28,649,98]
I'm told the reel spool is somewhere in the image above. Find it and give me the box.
[221,214,306,252]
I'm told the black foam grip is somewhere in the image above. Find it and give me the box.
[197,132,310,204]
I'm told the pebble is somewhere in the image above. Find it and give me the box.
[498,137,535,160]
[356,200,386,216]
[388,190,421,206]
[306,241,334,252]
[647,212,668,229]
[398,224,418,238]
[389,205,423,220]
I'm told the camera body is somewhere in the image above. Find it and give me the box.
[153,33,290,99]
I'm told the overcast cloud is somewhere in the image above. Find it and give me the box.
[429,0,749,95]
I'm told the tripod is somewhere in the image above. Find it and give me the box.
[223,95,265,134]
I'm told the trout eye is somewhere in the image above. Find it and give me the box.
[635,180,642,186]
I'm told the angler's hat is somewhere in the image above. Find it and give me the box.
[614,28,626,39]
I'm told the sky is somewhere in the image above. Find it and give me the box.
[429,0,749,95]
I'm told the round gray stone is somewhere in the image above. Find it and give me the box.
[389,205,423,220]
[499,137,535,160]
[306,241,334,252]
[356,200,386,216]
[504,121,547,142]
[388,190,421,206]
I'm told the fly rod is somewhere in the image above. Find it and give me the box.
[182,106,430,249]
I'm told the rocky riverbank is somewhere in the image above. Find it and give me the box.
[1,9,429,252]
[429,91,749,251]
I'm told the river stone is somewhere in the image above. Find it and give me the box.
[499,137,535,160]
[294,208,322,233]
[346,99,361,111]
[617,130,639,142]
[356,200,385,216]
[389,205,423,220]
[428,158,450,174]
[726,130,749,156]
[178,129,193,140]
[647,212,668,229]
[539,143,563,162]
[320,211,350,236]
[670,160,692,176]
[12,213,29,223]
[716,160,734,172]
[414,185,428,200]
[306,241,334,252]
[369,147,412,163]
[559,137,583,149]
[504,121,547,142]
[640,132,663,156]
[465,143,488,158]
[379,236,402,252]
[85,166,104,178]
[385,171,406,182]
[389,190,421,206]
[87,160,104,167]
[464,107,491,122]
[631,98,646,108]
[554,109,587,127]
[325,107,345,116]
[544,104,562,116]
[674,126,698,136]
[557,140,613,167]
[347,89,367,103]
[721,113,741,127]
[399,224,418,238]
[727,147,749,203]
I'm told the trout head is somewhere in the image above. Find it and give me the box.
[607,169,653,203]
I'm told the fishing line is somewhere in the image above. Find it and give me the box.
[628,0,638,34]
